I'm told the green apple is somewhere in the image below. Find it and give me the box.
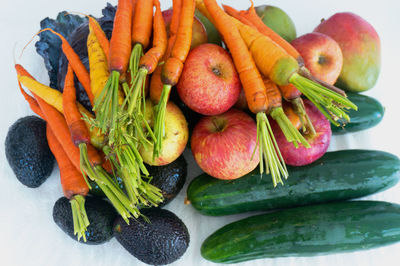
[255,5,297,42]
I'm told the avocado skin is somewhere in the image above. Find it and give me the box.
[53,196,117,244]
[114,208,190,265]
[147,155,188,207]
[5,116,54,188]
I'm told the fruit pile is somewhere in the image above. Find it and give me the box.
[5,0,397,265]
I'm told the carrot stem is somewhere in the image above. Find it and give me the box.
[270,107,310,148]
[291,97,316,135]
[70,195,89,242]
[93,71,120,135]
[153,84,171,157]
[289,73,356,126]
[257,112,288,187]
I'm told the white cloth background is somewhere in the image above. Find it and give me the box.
[1,0,400,265]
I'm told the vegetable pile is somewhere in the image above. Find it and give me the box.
[5,0,398,265]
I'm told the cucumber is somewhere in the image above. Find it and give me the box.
[332,92,384,134]
[187,150,400,216]
[201,201,400,263]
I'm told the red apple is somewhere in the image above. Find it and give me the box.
[191,109,259,180]
[162,9,208,50]
[291,32,343,85]
[271,100,331,166]
[177,44,241,115]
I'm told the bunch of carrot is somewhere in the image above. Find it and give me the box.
[196,0,357,186]
[15,0,178,241]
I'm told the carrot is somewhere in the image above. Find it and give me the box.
[33,28,94,105]
[263,77,309,148]
[220,2,354,127]
[63,64,90,146]
[123,0,166,148]
[233,1,303,64]
[203,0,287,186]
[94,0,133,136]
[87,24,110,101]
[139,0,167,75]
[87,16,110,62]
[150,0,182,103]
[18,80,43,118]
[16,65,104,149]
[153,0,195,157]
[217,6,312,134]
[283,101,302,130]
[223,11,357,126]
[37,92,138,223]
[129,0,154,77]
[46,125,89,242]
[222,4,257,28]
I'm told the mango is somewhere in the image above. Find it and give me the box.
[314,12,381,92]
[255,5,297,42]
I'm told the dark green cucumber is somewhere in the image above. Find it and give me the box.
[187,150,400,216]
[332,92,384,134]
[201,200,400,263]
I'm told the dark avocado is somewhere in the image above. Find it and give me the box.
[5,116,54,188]
[114,208,190,265]
[147,155,187,207]
[53,196,117,244]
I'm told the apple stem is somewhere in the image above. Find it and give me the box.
[270,107,310,149]
[153,84,172,158]
[289,73,357,127]
[256,112,288,187]
[291,97,317,136]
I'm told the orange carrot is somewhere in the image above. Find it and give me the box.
[108,0,133,74]
[150,0,182,103]
[132,0,153,49]
[94,0,133,135]
[63,64,90,146]
[263,77,309,148]
[87,16,110,61]
[203,0,287,186]
[124,0,167,148]
[222,9,357,127]
[161,0,195,86]
[237,1,303,64]
[46,124,90,242]
[222,4,257,28]
[283,101,302,130]
[36,28,94,105]
[263,78,281,110]
[17,68,138,224]
[47,125,88,199]
[153,0,194,157]
[139,0,167,74]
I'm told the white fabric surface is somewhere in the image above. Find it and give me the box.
[1,0,400,265]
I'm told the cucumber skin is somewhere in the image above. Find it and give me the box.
[332,93,384,134]
[201,201,400,263]
[187,150,400,216]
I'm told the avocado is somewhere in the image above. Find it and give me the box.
[53,196,117,244]
[5,116,54,188]
[114,209,190,265]
[147,155,187,207]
